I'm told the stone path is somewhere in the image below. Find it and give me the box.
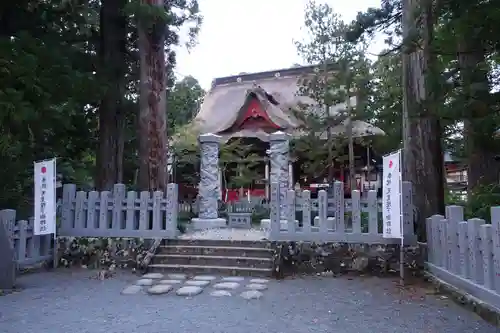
[0,270,498,333]
[122,272,269,299]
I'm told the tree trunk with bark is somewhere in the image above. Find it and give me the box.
[457,30,500,192]
[95,0,127,190]
[401,0,445,240]
[137,0,169,191]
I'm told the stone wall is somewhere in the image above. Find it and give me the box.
[55,237,149,271]
[268,241,423,279]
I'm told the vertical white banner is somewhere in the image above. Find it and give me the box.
[382,150,403,239]
[34,158,57,236]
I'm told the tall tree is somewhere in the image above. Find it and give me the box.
[137,0,168,191]
[449,1,500,191]
[295,0,372,187]
[401,0,445,238]
[96,0,128,190]
[350,0,447,238]
[137,0,201,191]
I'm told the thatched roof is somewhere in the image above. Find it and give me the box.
[173,64,384,144]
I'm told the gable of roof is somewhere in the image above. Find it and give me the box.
[175,64,385,143]
[188,65,339,142]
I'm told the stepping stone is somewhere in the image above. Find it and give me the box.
[176,286,203,296]
[210,290,232,297]
[213,282,240,290]
[147,284,173,295]
[135,278,154,286]
[158,279,182,284]
[168,273,187,280]
[185,280,210,287]
[121,285,142,295]
[221,276,245,282]
[249,278,269,284]
[142,273,163,279]
[246,283,268,291]
[240,290,263,300]
[192,275,217,281]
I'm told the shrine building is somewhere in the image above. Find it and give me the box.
[173,64,386,201]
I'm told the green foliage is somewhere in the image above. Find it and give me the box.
[463,185,500,222]
[220,140,261,189]
[293,1,374,182]
[0,3,100,216]
[167,76,205,131]
[366,51,403,154]
[0,0,202,215]
[171,132,261,188]
[126,0,169,26]
[350,0,500,165]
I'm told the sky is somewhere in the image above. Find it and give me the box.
[175,0,386,90]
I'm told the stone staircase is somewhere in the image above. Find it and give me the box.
[148,239,274,277]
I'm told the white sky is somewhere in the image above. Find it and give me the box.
[175,0,385,90]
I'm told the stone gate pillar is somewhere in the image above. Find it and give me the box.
[269,131,290,220]
[191,133,226,230]
[261,131,296,230]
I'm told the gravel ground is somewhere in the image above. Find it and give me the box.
[0,270,497,333]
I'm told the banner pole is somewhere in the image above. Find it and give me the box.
[53,158,58,269]
[398,149,404,286]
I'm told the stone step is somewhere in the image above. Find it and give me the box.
[158,245,273,258]
[148,263,273,277]
[153,254,273,269]
[163,239,269,249]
